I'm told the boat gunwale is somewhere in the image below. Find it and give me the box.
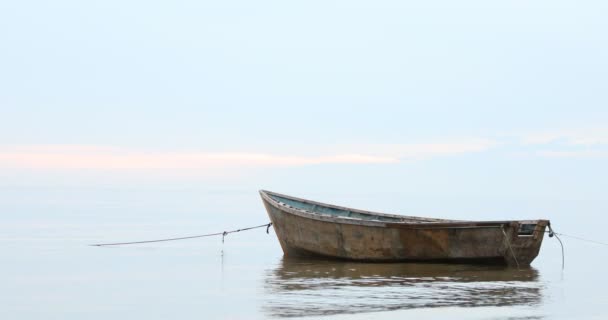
[260,190,549,229]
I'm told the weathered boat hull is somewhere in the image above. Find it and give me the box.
[260,190,549,266]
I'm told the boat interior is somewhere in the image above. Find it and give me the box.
[267,192,444,223]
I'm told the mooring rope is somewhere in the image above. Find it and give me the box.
[547,225,565,270]
[549,232,608,247]
[544,226,608,270]
[90,222,273,247]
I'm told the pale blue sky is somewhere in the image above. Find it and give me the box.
[1,1,607,208]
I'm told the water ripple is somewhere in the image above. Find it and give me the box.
[262,258,543,318]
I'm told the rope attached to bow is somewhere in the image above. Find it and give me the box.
[90,222,273,247]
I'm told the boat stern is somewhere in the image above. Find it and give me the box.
[502,220,550,266]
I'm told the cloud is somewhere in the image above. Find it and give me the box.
[0,148,397,170]
[519,128,608,158]
[521,128,608,146]
[537,150,608,158]
[0,140,495,170]
[339,139,496,160]
[394,139,496,158]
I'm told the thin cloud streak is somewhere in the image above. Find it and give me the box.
[0,141,496,170]
[0,151,398,169]
[519,128,608,158]
[537,150,608,158]
[521,128,608,146]
[334,139,497,160]
[394,139,496,159]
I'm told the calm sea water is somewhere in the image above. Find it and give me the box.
[2,187,607,319]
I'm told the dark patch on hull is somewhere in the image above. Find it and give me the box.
[284,245,509,266]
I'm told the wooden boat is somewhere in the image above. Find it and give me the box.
[260,190,550,266]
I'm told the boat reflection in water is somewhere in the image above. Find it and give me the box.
[262,258,543,318]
